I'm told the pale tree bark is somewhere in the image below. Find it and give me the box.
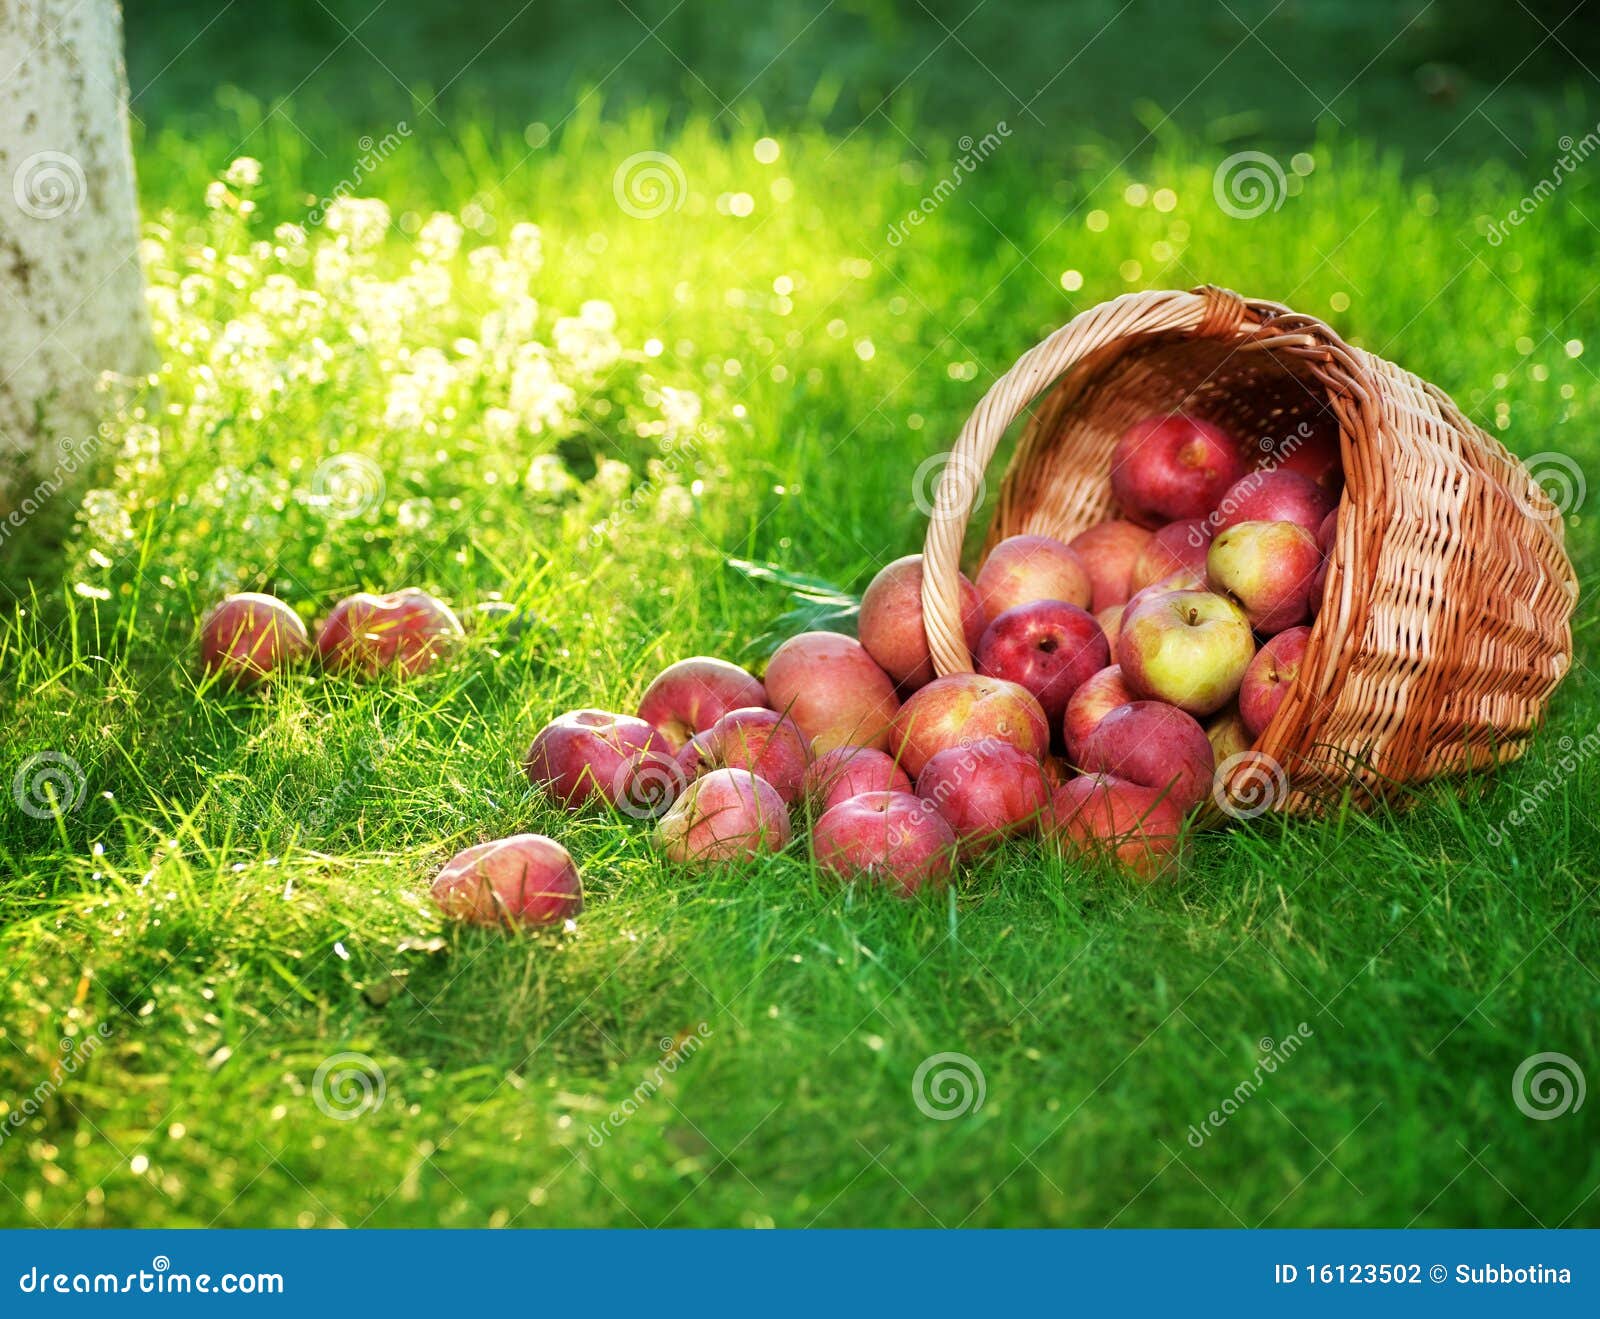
[0,0,151,512]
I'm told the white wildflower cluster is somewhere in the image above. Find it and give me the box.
[76,163,721,600]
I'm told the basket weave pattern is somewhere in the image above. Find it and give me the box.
[922,286,1578,815]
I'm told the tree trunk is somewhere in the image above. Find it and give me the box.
[0,0,151,512]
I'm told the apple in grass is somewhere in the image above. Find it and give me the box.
[654,768,792,865]
[524,710,682,817]
[1049,774,1184,880]
[1239,625,1312,738]
[888,674,1050,779]
[974,534,1092,621]
[812,791,956,896]
[431,834,583,928]
[1206,520,1321,634]
[1129,519,1213,592]
[801,746,913,813]
[200,592,310,689]
[975,600,1109,726]
[637,657,768,750]
[1110,414,1247,527]
[764,632,898,753]
[858,554,985,691]
[1117,590,1255,717]
[917,742,1050,856]
[1062,664,1136,765]
[677,707,810,804]
[1212,469,1335,535]
[1069,519,1153,610]
[1078,700,1215,814]
[317,588,464,677]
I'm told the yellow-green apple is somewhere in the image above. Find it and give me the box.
[654,768,792,864]
[1117,590,1255,716]
[1206,520,1321,633]
[764,631,898,752]
[1097,605,1125,654]
[812,791,956,895]
[1130,519,1213,592]
[1079,700,1215,814]
[976,600,1109,726]
[431,834,583,928]
[676,707,810,804]
[316,588,464,677]
[858,554,985,691]
[1111,414,1247,527]
[1062,664,1136,765]
[801,746,913,813]
[1205,707,1253,764]
[1308,507,1338,615]
[1049,774,1184,880]
[637,657,768,749]
[1240,625,1312,738]
[1069,519,1153,610]
[888,674,1050,778]
[975,534,1092,621]
[199,592,309,689]
[524,709,682,816]
[916,741,1050,855]
[1213,469,1335,534]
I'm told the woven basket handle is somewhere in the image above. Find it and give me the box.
[921,286,1280,675]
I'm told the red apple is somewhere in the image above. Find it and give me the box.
[1079,700,1214,815]
[524,709,681,817]
[888,673,1050,779]
[801,746,913,813]
[431,833,583,928]
[917,742,1050,855]
[1097,605,1125,654]
[316,588,464,677]
[654,768,792,865]
[975,599,1109,727]
[812,791,956,895]
[1240,625,1312,738]
[199,592,309,689]
[764,632,898,753]
[1111,414,1247,527]
[858,554,985,691]
[1062,664,1136,765]
[1129,519,1213,592]
[1308,507,1338,615]
[676,707,810,804]
[636,657,768,750]
[1049,774,1184,880]
[1069,519,1154,610]
[1124,567,1208,617]
[1206,520,1322,634]
[1212,469,1335,535]
[1117,590,1255,716]
[975,534,1092,621]
[1258,420,1343,491]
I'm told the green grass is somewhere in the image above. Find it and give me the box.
[2,97,1598,1227]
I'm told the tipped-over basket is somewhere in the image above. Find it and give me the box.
[921,285,1578,816]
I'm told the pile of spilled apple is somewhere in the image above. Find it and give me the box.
[198,411,1341,931]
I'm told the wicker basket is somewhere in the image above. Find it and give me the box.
[921,285,1578,815]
